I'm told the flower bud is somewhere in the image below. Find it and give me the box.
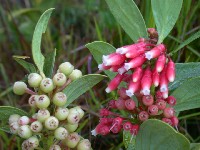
[132,67,143,82]
[53,73,67,87]
[155,54,166,72]
[130,124,140,135]
[162,118,173,126]
[138,111,149,121]
[98,63,111,70]
[103,53,125,66]
[65,123,79,133]
[9,114,20,124]
[148,105,158,116]
[27,136,39,149]
[30,121,43,133]
[18,116,30,125]
[13,81,27,95]
[123,122,132,131]
[141,67,152,95]
[72,106,84,119]
[35,95,50,109]
[59,62,74,76]
[53,92,67,107]
[37,109,50,122]
[126,80,140,97]
[18,125,32,139]
[163,107,175,118]
[40,78,54,93]
[152,69,160,87]
[111,124,122,134]
[10,122,20,134]
[49,145,61,150]
[77,139,92,150]
[156,99,166,110]
[69,69,82,81]
[44,116,59,130]
[115,98,126,110]
[142,95,154,106]
[118,87,129,99]
[125,99,136,110]
[166,59,175,82]
[64,132,80,148]
[145,44,166,60]
[108,100,117,109]
[28,73,42,88]
[159,66,168,93]
[171,116,179,127]
[67,112,81,124]
[54,127,69,140]
[166,96,176,106]
[28,95,38,108]
[55,107,69,120]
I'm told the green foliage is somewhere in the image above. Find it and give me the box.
[190,143,200,150]
[123,130,136,149]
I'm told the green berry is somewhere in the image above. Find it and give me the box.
[55,107,69,121]
[37,109,50,122]
[44,116,59,130]
[35,95,50,109]
[28,95,38,108]
[77,139,92,150]
[68,69,82,81]
[13,81,27,95]
[65,123,78,133]
[53,92,67,107]
[53,73,67,87]
[30,121,43,133]
[28,73,42,88]
[18,125,32,139]
[64,132,80,148]
[10,122,20,134]
[9,114,20,124]
[40,78,54,93]
[67,111,80,124]
[49,145,61,150]
[59,62,74,76]
[27,136,39,149]
[54,127,69,140]
[71,106,85,119]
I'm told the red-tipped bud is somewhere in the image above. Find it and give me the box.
[156,54,166,72]
[130,124,140,135]
[98,63,111,71]
[111,125,122,134]
[94,124,110,136]
[162,118,173,126]
[166,59,175,82]
[152,69,160,87]
[112,117,123,126]
[142,95,154,106]
[125,46,147,58]
[125,99,136,110]
[126,80,140,97]
[132,67,143,82]
[159,66,168,93]
[123,122,132,131]
[99,109,111,117]
[103,53,125,66]
[138,111,149,121]
[145,44,166,60]
[163,107,175,118]
[118,87,129,99]
[162,89,169,99]
[156,99,166,110]
[105,74,124,93]
[166,96,176,106]
[115,98,126,110]
[148,105,158,116]
[116,42,146,54]
[108,100,117,109]
[171,116,179,127]
[141,67,152,95]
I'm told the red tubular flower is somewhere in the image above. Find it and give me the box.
[105,74,124,93]
[148,105,159,116]
[159,66,169,93]
[166,59,175,82]
[132,67,143,82]
[126,80,140,97]
[109,65,123,72]
[125,46,147,58]
[95,124,110,136]
[110,125,122,134]
[98,63,111,71]
[152,69,160,87]
[162,88,169,99]
[103,53,126,66]
[156,54,166,72]
[145,44,166,60]
[141,67,152,95]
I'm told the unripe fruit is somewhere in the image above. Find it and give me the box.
[148,105,158,116]
[53,73,67,86]
[59,62,74,76]
[77,139,92,150]
[64,132,80,148]
[32,113,37,119]
[162,118,172,126]
[13,81,27,95]
[37,109,50,122]
[9,114,20,124]
[44,116,59,130]
[123,122,132,131]
[18,116,30,125]
[142,95,154,106]
[49,145,61,150]
[65,123,79,132]
[10,122,20,134]
[138,111,149,121]
[54,127,69,140]
[163,107,175,118]
[156,99,166,110]
[125,99,136,110]
[115,98,125,110]
[68,69,82,81]
[166,96,176,106]
[53,92,67,107]
[118,87,129,99]
[28,95,38,107]
[21,140,29,150]
[67,112,80,124]
[18,125,32,139]
[27,136,39,149]
[35,95,50,109]
[40,78,54,93]
[72,106,85,119]
[28,73,42,88]
[30,121,43,133]
[55,107,69,121]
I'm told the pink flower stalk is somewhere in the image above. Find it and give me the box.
[155,54,166,72]
[109,65,122,72]
[145,44,166,60]
[98,63,111,70]
[124,54,147,71]
[126,80,140,97]
[141,67,152,95]
[166,59,175,82]
[162,89,169,99]
[103,53,126,66]
[152,69,160,87]
[132,67,143,82]
[105,74,124,93]
[159,66,168,92]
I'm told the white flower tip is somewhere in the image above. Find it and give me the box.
[91,129,97,136]
[160,85,167,92]
[116,47,127,54]
[105,87,111,93]
[142,88,150,95]
[145,52,153,60]
[118,67,126,75]
[156,67,163,73]
[154,82,159,87]
[126,90,134,97]
[103,60,111,66]
[102,55,109,63]
[98,64,103,70]
[133,78,137,82]
[163,93,168,99]
[168,77,175,82]
[124,63,131,71]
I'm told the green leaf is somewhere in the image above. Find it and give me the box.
[170,30,200,55]
[0,106,28,121]
[106,0,148,42]
[86,41,116,79]
[32,8,54,74]
[43,49,56,78]
[123,130,136,149]
[151,0,183,43]
[13,57,37,73]
[190,143,200,150]
[169,62,200,90]
[135,119,190,150]
[63,74,106,107]
[0,126,11,134]
[172,77,200,112]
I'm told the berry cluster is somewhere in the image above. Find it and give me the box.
[10,62,92,150]
[92,29,178,137]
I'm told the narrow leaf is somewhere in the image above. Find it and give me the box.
[43,49,56,78]
[63,74,106,107]
[86,41,116,79]
[151,0,183,43]
[106,0,148,42]
[32,8,54,74]
[136,119,190,150]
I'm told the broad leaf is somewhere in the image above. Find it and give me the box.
[106,0,148,42]
[136,119,190,150]
[151,0,183,43]
[63,74,106,107]
[32,8,54,74]
[43,49,56,78]
[172,77,200,112]
[13,57,36,73]
[0,126,11,133]
[190,143,200,150]
[123,130,136,149]
[169,62,200,90]
[86,41,116,79]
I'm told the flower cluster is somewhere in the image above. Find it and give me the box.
[10,62,92,150]
[92,28,178,137]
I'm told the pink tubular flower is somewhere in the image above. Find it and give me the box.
[125,46,148,58]
[166,59,175,82]
[132,67,143,82]
[141,67,152,95]
[98,63,111,71]
[152,69,160,87]
[145,44,166,60]
[92,124,110,136]
[103,53,126,66]
[118,66,127,75]
[159,66,168,93]
[109,65,122,72]
[105,74,124,93]
[124,54,147,71]
[162,89,169,99]
[156,54,166,72]
[126,80,140,97]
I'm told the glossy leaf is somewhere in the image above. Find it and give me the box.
[32,8,54,74]
[106,0,148,42]
[151,0,183,43]
[135,119,190,150]
[63,74,106,107]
